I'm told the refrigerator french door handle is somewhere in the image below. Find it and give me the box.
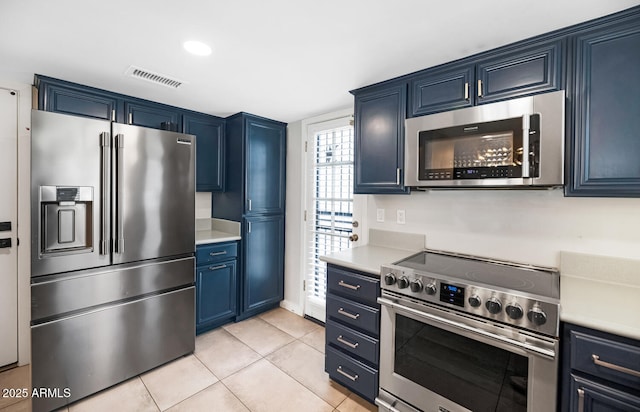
[115,134,125,254]
[100,132,111,255]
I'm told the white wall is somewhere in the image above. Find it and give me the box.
[368,189,640,268]
[0,77,32,365]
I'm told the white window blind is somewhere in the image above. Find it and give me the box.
[306,124,354,305]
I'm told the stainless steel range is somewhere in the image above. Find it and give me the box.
[376,250,560,412]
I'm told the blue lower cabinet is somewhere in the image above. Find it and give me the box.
[196,242,238,334]
[325,264,380,403]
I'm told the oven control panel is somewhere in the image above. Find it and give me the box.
[381,266,559,337]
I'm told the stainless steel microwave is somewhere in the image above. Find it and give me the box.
[405,90,565,188]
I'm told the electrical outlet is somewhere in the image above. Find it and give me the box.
[397,209,406,224]
[376,208,385,222]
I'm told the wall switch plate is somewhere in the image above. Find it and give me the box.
[397,209,406,224]
[377,208,385,222]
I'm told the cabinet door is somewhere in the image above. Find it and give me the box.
[38,79,120,122]
[475,39,562,105]
[242,215,284,317]
[409,64,474,116]
[571,376,640,411]
[354,83,408,194]
[124,100,182,131]
[184,113,226,192]
[567,16,640,197]
[196,260,236,333]
[245,117,286,214]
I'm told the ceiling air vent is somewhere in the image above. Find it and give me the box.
[125,66,185,89]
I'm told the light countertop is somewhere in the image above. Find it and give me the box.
[195,218,241,245]
[320,229,425,276]
[560,251,640,340]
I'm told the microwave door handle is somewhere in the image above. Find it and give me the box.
[522,115,530,178]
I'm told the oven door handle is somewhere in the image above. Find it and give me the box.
[378,297,556,360]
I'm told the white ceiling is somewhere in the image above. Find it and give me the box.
[1,1,638,123]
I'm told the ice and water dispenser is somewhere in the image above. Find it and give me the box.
[39,186,93,255]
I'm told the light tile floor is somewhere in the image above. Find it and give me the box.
[0,308,376,412]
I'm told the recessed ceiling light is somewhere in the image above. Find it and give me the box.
[183,41,212,56]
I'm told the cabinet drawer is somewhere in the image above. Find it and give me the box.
[326,319,378,365]
[326,294,379,336]
[326,346,378,403]
[571,330,640,390]
[570,374,640,411]
[327,266,379,305]
[196,242,238,265]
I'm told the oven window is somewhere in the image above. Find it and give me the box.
[395,314,528,412]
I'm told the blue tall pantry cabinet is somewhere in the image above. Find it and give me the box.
[212,113,286,320]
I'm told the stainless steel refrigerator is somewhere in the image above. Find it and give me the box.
[30,110,196,412]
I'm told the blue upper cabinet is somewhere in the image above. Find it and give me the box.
[566,11,640,197]
[475,39,562,105]
[410,63,474,117]
[35,75,121,122]
[409,39,562,117]
[124,99,182,131]
[184,113,226,192]
[353,82,409,194]
[245,116,287,215]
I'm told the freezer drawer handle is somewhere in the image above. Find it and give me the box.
[592,354,640,378]
[336,366,358,381]
[338,308,360,320]
[209,251,227,256]
[338,280,360,291]
[336,335,359,349]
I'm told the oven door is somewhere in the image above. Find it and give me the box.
[377,292,558,412]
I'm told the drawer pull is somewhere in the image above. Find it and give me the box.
[337,366,358,381]
[592,354,640,378]
[338,308,360,320]
[577,388,584,412]
[338,280,361,291]
[209,251,227,256]
[337,335,359,349]
[208,264,227,271]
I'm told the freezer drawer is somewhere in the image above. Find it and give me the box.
[31,257,194,322]
[31,287,195,412]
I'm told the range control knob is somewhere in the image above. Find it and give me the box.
[409,279,423,293]
[468,295,482,308]
[425,283,437,295]
[485,297,502,314]
[527,307,547,326]
[384,273,396,286]
[506,303,524,320]
[397,276,410,289]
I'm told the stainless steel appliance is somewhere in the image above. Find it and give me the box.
[30,110,196,412]
[405,90,564,188]
[376,250,560,412]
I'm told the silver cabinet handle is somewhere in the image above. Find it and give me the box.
[464,82,469,100]
[209,251,227,256]
[248,199,252,211]
[577,388,584,412]
[111,109,116,122]
[592,354,640,378]
[477,79,483,97]
[208,264,227,271]
[128,112,133,124]
[115,134,125,254]
[336,366,358,381]
[396,168,401,185]
[337,335,359,349]
[100,132,111,255]
[248,222,252,233]
[338,280,360,291]
[338,308,360,320]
